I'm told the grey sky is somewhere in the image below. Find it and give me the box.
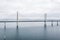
[0,0,60,19]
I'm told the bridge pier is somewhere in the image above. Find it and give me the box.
[17,25,18,29]
[44,13,47,28]
[57,21,58,26]
[16,11,18,29]
[44,21,46,27]
[51,21,53,26]
[4,22,6,30]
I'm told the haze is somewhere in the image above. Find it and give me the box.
[0,0,60,19]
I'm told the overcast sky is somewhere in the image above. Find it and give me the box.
[0,0,60,19]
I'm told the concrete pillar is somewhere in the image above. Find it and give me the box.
[4,22,6,30]
[51,20,53,26]
[44,13,47,27]
[57,20,58,26]
[17,11,18,29]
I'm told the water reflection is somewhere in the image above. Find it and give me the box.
[4,31,6,40]
[2,23,60,40]
[44,25,47,40]
[4,22,6,40]
[15,28,22,40]
[15,29,19,40]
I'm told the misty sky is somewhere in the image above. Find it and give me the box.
[0,0,60,19]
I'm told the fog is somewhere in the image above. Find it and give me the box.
[0,0,60,20]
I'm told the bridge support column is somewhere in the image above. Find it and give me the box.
[44,21,46,27]
[44,13,47,27]
[51,21,53,26]
[4,22,6,30]
[17,25,18,29]
[57,21,58,26]
[17,11,18,29]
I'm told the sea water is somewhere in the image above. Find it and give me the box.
[0,22,60,40]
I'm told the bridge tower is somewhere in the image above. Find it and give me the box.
[17,11,18,29]
[44,13,47,27]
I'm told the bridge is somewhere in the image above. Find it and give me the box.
[0,12,59,29]
[1,12,60,40]
[0,20,59,22]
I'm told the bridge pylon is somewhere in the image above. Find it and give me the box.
[44,13,47,27]
[17,11,18,29]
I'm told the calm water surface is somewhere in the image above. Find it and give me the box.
[0,22,60,40]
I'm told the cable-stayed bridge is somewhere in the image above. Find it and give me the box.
[1,12,60,40]
[0,12,60,29]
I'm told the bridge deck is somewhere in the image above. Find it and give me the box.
[0,20,59,22]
